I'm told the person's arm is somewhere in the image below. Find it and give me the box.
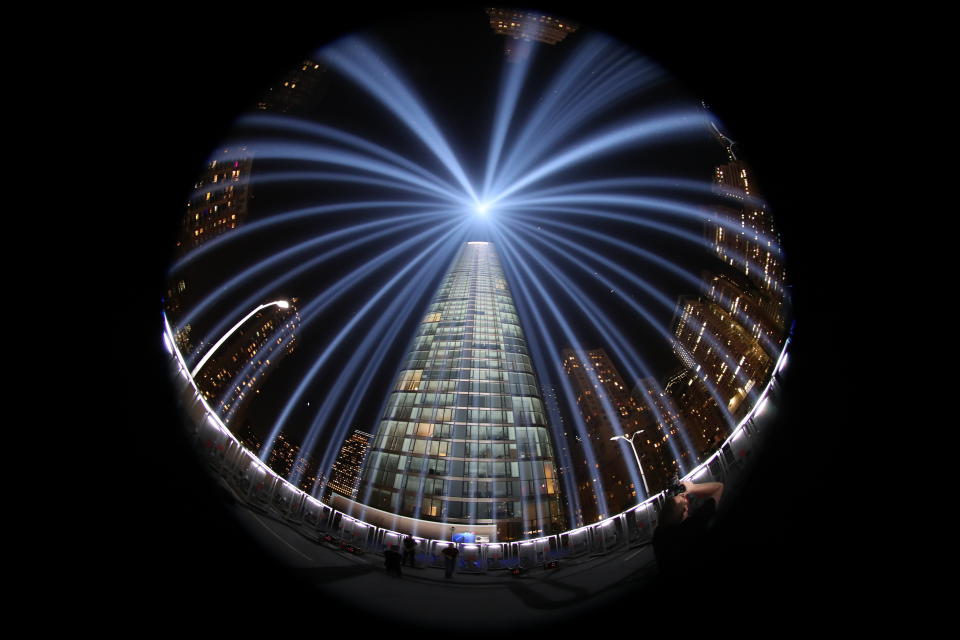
[681,480,724,504]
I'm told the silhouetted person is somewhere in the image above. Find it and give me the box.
[652,480,724,584]
[402,535,417,567]
[384,544,402,577]
[442,543,459,579]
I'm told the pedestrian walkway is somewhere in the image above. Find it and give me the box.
[225,490,661,631]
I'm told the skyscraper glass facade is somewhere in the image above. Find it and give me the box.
[357,242,565,540]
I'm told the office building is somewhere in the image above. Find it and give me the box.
[562,349,672,522]
[357,242,566,541]
[703,271,787,358]
[256,59,329,116]
[709,160,786,307]
[662,368,730,460]
[486,8,578,61]
[671,295,772,422]
[194,300,300,429]
[327,430,373,500]
[178,147,252,256]
[486,8,578,44]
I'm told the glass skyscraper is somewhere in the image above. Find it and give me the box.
[357,242,565,541]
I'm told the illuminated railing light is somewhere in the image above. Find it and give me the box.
[755,396,769,416]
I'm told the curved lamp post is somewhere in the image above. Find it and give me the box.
[610,430,650,497]
[190,300,290,378]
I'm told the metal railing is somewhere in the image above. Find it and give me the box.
[163,313,788,574]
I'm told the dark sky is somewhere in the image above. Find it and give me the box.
[110,4,867,628]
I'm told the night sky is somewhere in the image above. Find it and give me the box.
[110,4,864,630]
[162,9,744,463]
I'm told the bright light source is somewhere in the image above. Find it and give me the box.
[276,300,291,309]
[755,396,769,416]
[475,202,490,215]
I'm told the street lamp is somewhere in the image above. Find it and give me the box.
[610,430,650,497]
[190,300,291,378]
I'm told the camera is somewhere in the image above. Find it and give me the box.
[666,474,686,497]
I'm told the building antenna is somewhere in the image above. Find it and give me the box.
[702,100,738,161]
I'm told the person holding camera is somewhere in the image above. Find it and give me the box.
[652,478,724,582]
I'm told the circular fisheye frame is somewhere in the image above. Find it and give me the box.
[162,8,791,632]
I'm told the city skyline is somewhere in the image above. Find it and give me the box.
[159,10,792,541]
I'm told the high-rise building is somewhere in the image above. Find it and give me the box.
[178,147,252,256]
[266,433,322,493]
[327,429,373,500]
[486,8,578,61]
[164,278,193,355]
[631,376,709,467]
[703,271,786,358]
[486,8,578,44]
[167,147,254,353]
[708,160,786,306]
[357,242,566,541]
[658,125,788,447]
[562,348,672,522]
[541,384,578,527]
[255,59,329,116]
[671,295,772,422]
[661,369,729,460]
[193,300,300,429]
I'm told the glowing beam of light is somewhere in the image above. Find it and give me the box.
[506,219,687,429]
[502,221,692,469]
[221,168,466,207]
[510,215,782,358]
[491,36,660,195]
[220,330,298,425]
[294,228,467,482]
[492,110,710,205]
[493,59,651,193]
[506,219,742,435]
[497,191,781,255]
[503,205,707,253]
[236,113,462,197]
[489,229,612,519]
[481,47,536,200]
[216,139,470,205]
[287,216,462,324]
[260,220,468,461]
[190,300,290,378]
[509,216,750,422]
[506,207,787,311]
[170,199,448,274]
[319,36,478,202]
[527,366,582,529]
[183,211,449,359]
[701,285,782,359]
[503,208,786,301]
[176,210,448,339]
[499,225,678,487]
[302,231,470,489]
[500,175,768,213]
